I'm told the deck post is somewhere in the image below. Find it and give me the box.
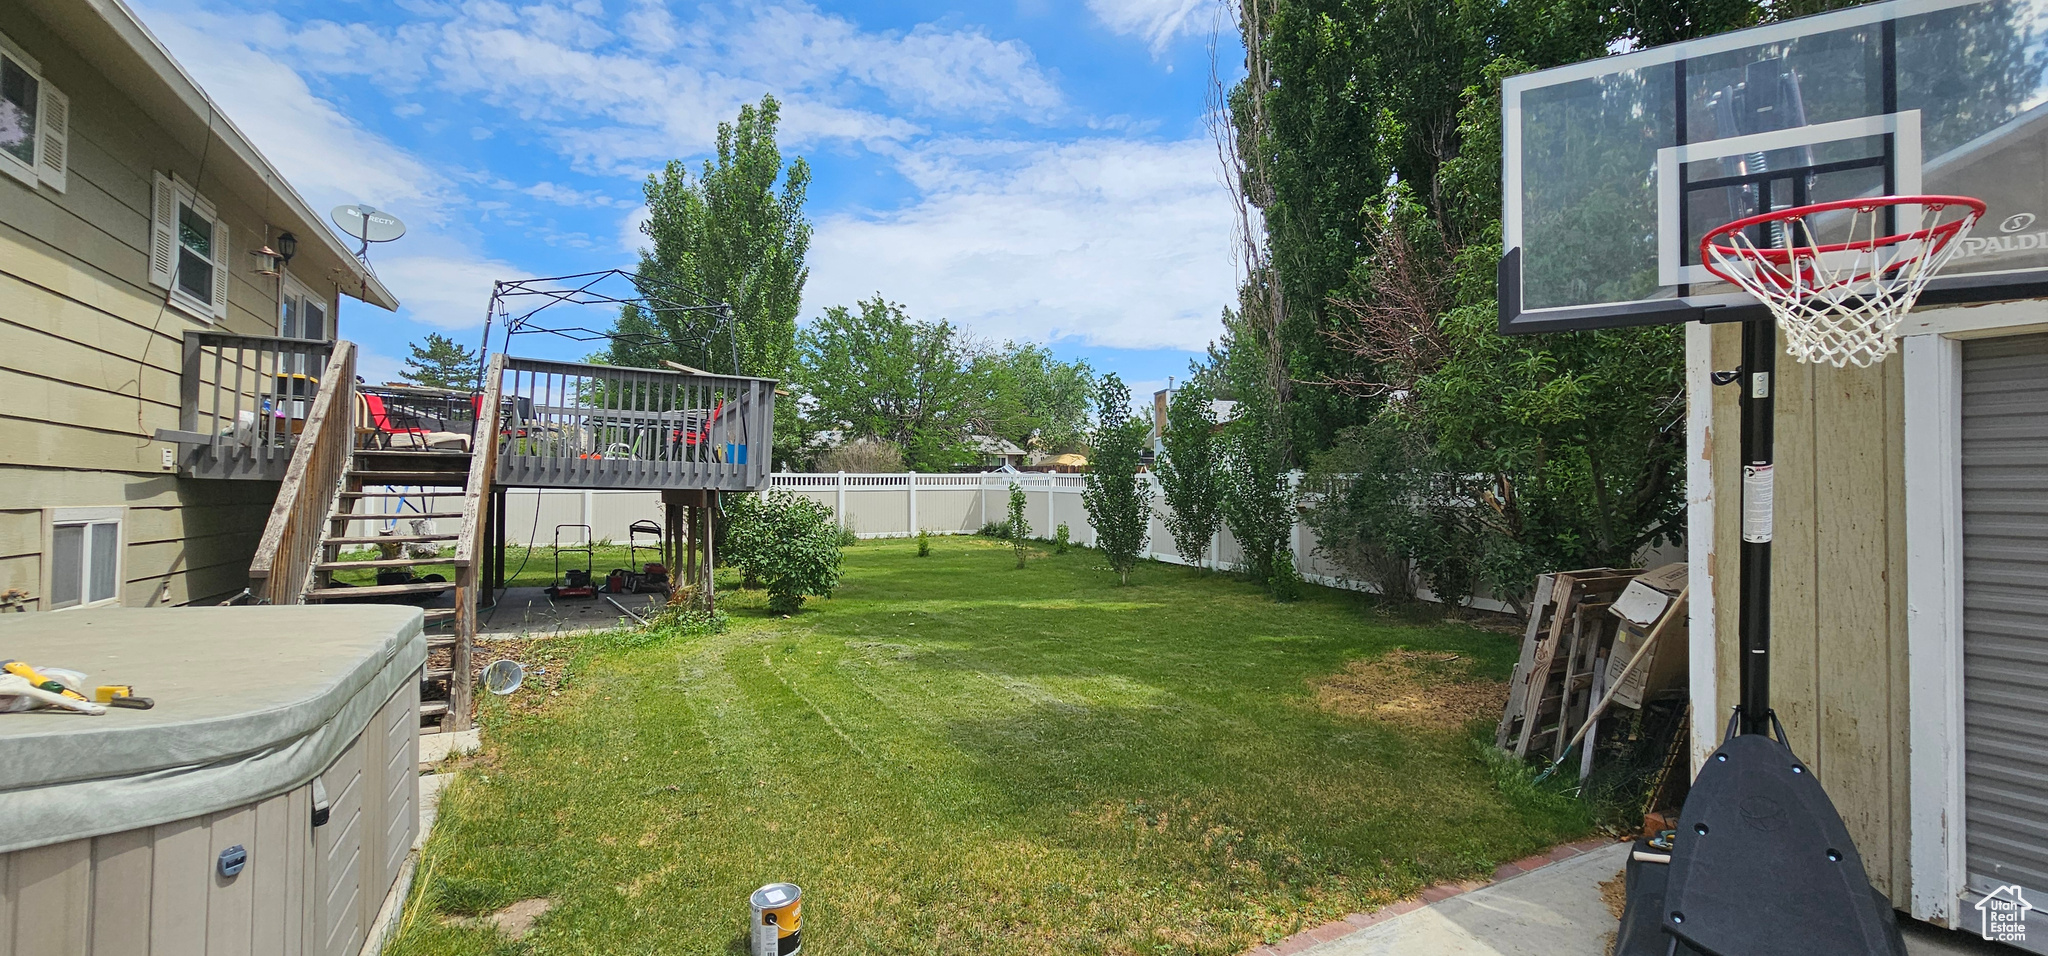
[701,498,715,615]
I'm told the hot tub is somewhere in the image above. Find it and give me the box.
[0,605,427,956]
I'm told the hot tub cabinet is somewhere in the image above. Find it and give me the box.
[0,607,427,956]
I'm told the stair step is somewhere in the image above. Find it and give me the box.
[340,491,462,499]
[316,557,459,570]
[427,634,458,648]
[326,533,459,546]
[357,448,474,458]
[424,608,458,622]
[307,581,457,599]
[333,511,466,522]
[349,470,471,483]
[420,701,449,718]
[425,667,454,682]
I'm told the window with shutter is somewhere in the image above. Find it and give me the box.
[0,31,47,188]
[152,172,229,321]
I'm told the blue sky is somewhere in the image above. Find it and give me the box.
[130,0,1245,400]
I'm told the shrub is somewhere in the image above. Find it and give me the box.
[917,529,931,557]
[978,520,1012,539]
[1054,523,1071,554]
[722,489,845,614]
[818,438,905,474]
[1269,548,1303,603]
[1007,482,1031,568]
[837,525,860,548]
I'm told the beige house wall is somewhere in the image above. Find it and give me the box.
[0,0,348,608]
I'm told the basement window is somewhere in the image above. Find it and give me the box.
[49,509,120,610]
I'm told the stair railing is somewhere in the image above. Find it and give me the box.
[250,341,357,602]
[448,352,506,731]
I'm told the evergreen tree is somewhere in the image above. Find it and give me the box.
[1081,374,1152,585]
[399,333,481,390]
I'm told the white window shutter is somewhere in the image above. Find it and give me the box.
[36,83,66,192]
[148,172,176,289]
[210,219,230,318]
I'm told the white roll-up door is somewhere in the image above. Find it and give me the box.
[1961,332,2048,951]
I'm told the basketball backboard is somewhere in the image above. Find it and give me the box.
[1501,0,2048,333]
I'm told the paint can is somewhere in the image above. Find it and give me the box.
[748,883,802,956]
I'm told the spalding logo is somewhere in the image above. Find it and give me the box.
[2000,213,2036,233]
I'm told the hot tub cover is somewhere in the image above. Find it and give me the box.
[0,605,425,853]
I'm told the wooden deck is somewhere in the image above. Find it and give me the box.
[492,356,777,491]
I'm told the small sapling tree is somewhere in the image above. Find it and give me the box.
[1007,481,1031,568]
[1155,382,1222,570]
[1082,374,1152,585]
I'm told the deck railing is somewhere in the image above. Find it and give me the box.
[250,341,357,603]
[157,332,336,480]
[493,357,776,491]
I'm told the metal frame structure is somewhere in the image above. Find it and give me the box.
[476,269,739,386]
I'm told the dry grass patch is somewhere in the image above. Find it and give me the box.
[1310,649,1509,731]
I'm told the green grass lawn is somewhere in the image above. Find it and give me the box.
[394,537,1590,955]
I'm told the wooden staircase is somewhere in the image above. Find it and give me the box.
[250,346,505,734]
[309,449,471,728]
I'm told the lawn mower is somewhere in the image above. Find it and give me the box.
[546,524,598,599]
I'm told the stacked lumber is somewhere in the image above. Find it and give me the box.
[1496,568,1640,761]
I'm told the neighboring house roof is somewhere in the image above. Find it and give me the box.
[19,0,398,311]
[966,434,1026,457]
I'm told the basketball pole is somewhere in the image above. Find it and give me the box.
[1736,317,1776,736]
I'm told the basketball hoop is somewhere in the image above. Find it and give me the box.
[1700,195,1986,368]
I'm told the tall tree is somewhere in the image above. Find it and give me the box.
[797,297,979,471]
[1155,382,1223,569]
[610,95,810,383]
[1081,374,1152,585]
[399,333,480,390]
[970,343,1096,454]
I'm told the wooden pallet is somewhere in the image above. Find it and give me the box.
[1499,568,1639,759]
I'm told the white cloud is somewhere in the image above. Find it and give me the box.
[370,253,526,329]
[143,13,450,216]
[806,137,1236,352]
[1087,0,1215,54]
[225,1,1063,173]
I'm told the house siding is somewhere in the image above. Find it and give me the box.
[0,0,343,608]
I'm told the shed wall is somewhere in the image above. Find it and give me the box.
[1704,321,1913,902]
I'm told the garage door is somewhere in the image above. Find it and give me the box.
[1961,332,2048,952]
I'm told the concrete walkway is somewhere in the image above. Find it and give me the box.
[1291,844,1629,956]
[1261,841,2019,956]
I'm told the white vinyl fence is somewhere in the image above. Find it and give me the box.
[340,472,1678,611]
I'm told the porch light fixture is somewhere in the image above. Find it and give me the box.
[254,232,298,277]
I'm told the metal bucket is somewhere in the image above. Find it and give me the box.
[749,883,802,956]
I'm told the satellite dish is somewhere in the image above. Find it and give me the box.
[330,203,406,260]
[481,659,525,696]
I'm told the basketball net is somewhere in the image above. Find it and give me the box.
[1700,196,1986,368]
